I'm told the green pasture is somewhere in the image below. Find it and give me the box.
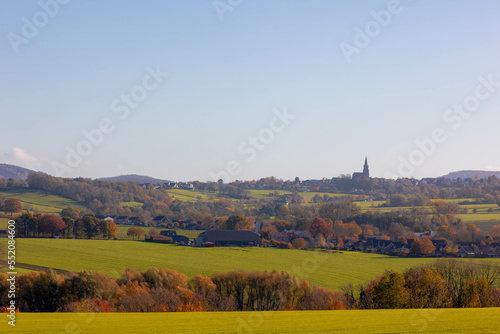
[6,238,500,290]
[167,189,214,202]
[12,308,500,334]
[120,201,143,208]
[0,188,87,214]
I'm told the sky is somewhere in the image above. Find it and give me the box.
[1,0,500,182]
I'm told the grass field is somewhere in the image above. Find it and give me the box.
[0,188,87,214]
[0,217,11,229]
[5,239,499,290]
[248,190,349,202]
[12,308,500,333]
[167,189,214,202]
[120,201,144,208]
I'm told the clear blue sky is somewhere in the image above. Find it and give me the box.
[1,0,499,181]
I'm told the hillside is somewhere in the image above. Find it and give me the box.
[443,170,500,180]
[3,238,441,289]
[99,174,172,184]
[0,188,88,213]
[0,163,34,180]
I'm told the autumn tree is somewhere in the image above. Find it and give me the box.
[292,238,306,250]
[2,198,23,215]
[224,215,252,231]
[38,215,66,237]
[371,272,407,309]
[489,225,500,240]
[62,217,74,238]
[467,224,482,242]
[60,207,80,219]
[318,200,361,222]
[430,200,460,216]
[260,224,278,240]
[15,211,41,237]
[404,268,451,308]
[82,216,100,239]
[410,238,435,256]
[274,219,292,231]
[127,227,144,240]
[307,217,331,238]
[345,221,362,237]
[107,221,118,239]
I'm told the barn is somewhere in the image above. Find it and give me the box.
[196,230,261,247]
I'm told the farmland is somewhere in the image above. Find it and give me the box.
[4,238,500,290]
[13,308,500,334]
[0,188,87,214]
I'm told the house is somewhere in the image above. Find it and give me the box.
[160,230,177,237]
[185,223,206,230]
[179,183,195,190]
[274,196,289,206]
[163,182,179,189]
[153,216,168,226]
[272,231,301,243]
[116,216,130,224]
[196,230,262,247]
[458,246,475,258]
[103,216,114,223]
[94,215,115,223]
[171,234,189,244]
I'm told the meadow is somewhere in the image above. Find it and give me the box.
[5,238,500,290]
[13,308,500,334]
[0,217,10,229]
[0,188,87,214]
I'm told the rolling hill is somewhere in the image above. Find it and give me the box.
[0,163,35,180]
[443,170,500,180]
[98,174,173,184]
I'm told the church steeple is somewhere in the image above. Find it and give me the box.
[363,156,369,176]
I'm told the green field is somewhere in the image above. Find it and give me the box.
[120,201,144,208]
[248,189,349,202]
[0,217,10,229]
[12,308,500,334]
[0,188,87,214]
[0,239,479,290]
[167,189,214,202]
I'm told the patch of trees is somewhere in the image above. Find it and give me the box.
[385,194,430,207]
[345,259,500,309]
[1,198,23,215]
[14,212,117,239]
[0,268,347,312]
[1,260,498,313]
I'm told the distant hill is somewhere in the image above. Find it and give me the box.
[0,163,35,180]
[442,170,500,180]
[99,174,172,184]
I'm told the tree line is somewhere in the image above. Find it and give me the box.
[14,212,117,239]
[1,259,498,313]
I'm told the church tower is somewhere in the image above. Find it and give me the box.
[363,156,369,177]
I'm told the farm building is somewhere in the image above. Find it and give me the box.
[159,230,189,244]
[196,230,262,247]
